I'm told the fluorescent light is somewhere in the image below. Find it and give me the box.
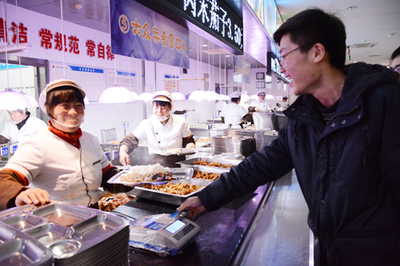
[0,43,31,54]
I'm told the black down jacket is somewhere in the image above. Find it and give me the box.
[198,62,400,265]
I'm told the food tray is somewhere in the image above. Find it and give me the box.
[107,167,194,186]
[128,179,211,206]
[24,223,71,246]
[161,148,196,156]
[0,223,53,266]
[177,157,240,173]
[0,202,129,263]
[32,202,96,227]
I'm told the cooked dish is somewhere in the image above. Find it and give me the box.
[192,170,220,181]
[120,163,171,183]
[142,182,204,195]
[98,193,133,212]
[191,161,233,169]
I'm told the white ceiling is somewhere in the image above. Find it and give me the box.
[4,0,400,67]
[276,0,400,66]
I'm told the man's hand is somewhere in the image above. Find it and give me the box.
[119,145,130,166]
[15,188,50,207]
[177,196,206,219]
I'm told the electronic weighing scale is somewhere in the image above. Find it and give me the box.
[114,210,201,256]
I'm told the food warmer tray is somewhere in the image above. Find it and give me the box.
[127,179,211,206]
[177,157,240,173]
[108,168,194,186]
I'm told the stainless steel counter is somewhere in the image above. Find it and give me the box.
[235,170,311,266]
[113,169,311,265]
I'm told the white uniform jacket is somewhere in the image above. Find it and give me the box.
[220,103,248,128]
[249,99,269,112]
[133,115,192,155]
[5,129,109,206]
[1,116,47,144]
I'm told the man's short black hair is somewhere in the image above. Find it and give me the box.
[273,8,346,70]
[231,97,240,103]
[390,46,400,61]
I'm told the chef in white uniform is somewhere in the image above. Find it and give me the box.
[0,108,47,144]
[0,79,129,210]
[119,91,195,167]
[248,91,270,112]
[220,91,249,129]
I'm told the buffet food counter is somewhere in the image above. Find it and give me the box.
[111,170,310,265]
[115,181,273,265]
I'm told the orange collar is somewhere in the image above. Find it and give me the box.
[48,121,82,149]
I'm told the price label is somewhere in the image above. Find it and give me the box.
[1,146,8,156]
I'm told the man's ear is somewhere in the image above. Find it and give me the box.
[312,43,326,63]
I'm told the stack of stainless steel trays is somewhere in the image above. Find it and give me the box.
[0,222,53,266]
[0,202,129,266]
[211,134,256,157]
[254,130,278,150]
[222,128,256,138]
[253,112,275,130]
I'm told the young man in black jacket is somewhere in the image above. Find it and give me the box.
[178,8,400,265]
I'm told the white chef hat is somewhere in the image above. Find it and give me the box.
[44,79,86,98]
[229,91,241,99]
[152,90,175,109]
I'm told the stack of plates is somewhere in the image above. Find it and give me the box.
[212,134,256,157]
[254,130,278,151]
[0,202,129,266]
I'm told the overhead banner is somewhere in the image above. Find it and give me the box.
[110,0,190,69]
[159,0,244,55]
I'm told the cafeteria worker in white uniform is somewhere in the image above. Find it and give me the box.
[119,91,195,168]
[0,79,130,210]
[220,91,249,129]
[0,108,47,144]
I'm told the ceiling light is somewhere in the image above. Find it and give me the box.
[0,89,32,110]
[202,44,208,47]
[388,33,396,37]
[98,86,135,103]
[347,6,357,10]
[75,3,83,9]
[171,92,186,101]
[138,92,153,101]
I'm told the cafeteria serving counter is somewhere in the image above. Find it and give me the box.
[113,170,311,265]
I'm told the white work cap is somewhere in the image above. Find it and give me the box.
[152,90,175,109]
[44,79,86,98]
[257,91,266,96]
[229,91,241,98]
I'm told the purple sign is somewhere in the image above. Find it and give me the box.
[110,0,190,68]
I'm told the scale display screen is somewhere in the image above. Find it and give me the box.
[165,220,185,234]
